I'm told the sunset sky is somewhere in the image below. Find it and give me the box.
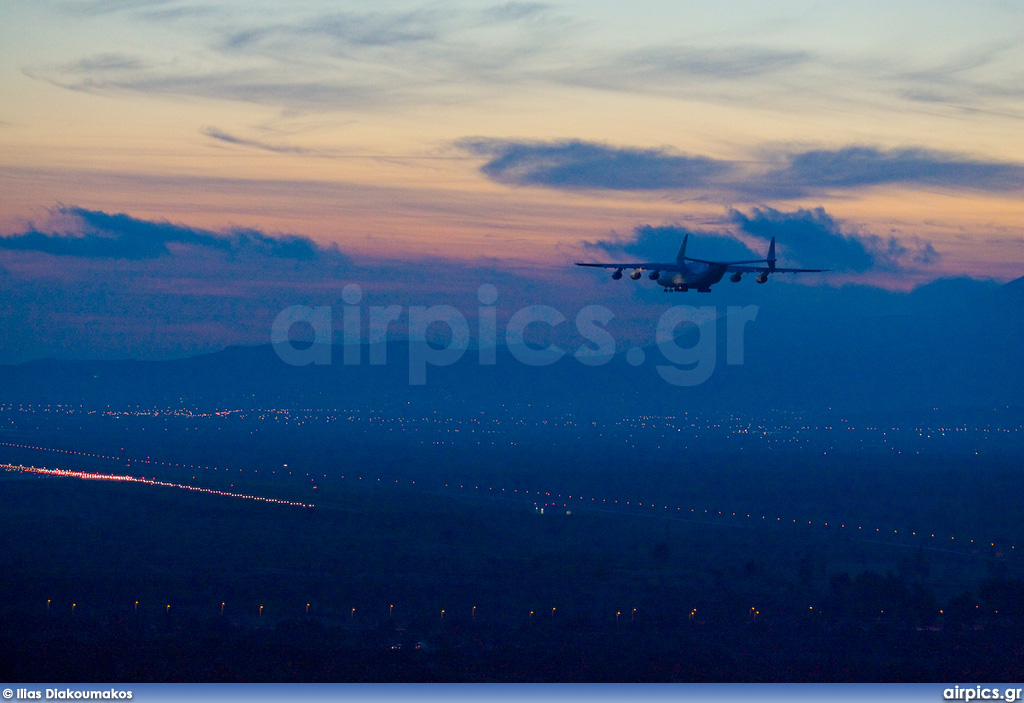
[1,1,1023,361]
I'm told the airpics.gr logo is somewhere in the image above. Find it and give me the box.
[943,686,1023,702]
[270,284,758,387]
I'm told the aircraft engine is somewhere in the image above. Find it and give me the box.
[649,270,660,280]
[756,273,769,284]
[611,269,623,280]
[630,269,643,280]
[730,272,742,283]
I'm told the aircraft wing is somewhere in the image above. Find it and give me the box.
[683,257,767,266]
[724,264,828,273]
[574,262,683,270]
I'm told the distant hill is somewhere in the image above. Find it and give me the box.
[1,277,1021,415]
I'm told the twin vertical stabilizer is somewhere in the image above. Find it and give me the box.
[676,234,689,265]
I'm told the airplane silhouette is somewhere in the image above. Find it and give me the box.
[576,235,826,292]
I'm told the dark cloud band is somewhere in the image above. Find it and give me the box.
[764,146,1024,193]
[463,138,1024,199]
[0,207,335,261]
[459,138,732,190]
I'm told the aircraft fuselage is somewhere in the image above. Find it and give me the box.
[655,262,726,292]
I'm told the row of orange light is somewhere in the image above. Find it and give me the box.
[323,471,1017,552]
[0,441,223,474]
[429,481,1016,553]
[0,441,122,462]
[2,464,313,508]
[44,599,989,622]
[0,441,322,480]
[44,600,654,622]
[3,404,1019,438]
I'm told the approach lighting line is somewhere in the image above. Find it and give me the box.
[1,464,313,508]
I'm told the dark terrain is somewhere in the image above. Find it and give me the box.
[1,381,1022,681]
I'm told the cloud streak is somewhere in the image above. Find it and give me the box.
[30,4,566,113]
[463,138,1024,200]
[459,139,733,191]
[202,127,317,156]
[562,45,811,96]
[0,206,338,261]
[759,146,1024,196]
[31,1,1024,126]
[29,59,386,111]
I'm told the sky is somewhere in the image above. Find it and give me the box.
[1,0,1023,362]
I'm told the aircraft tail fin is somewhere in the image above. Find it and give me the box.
[767,237,776,271]
[676,234,689,264]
